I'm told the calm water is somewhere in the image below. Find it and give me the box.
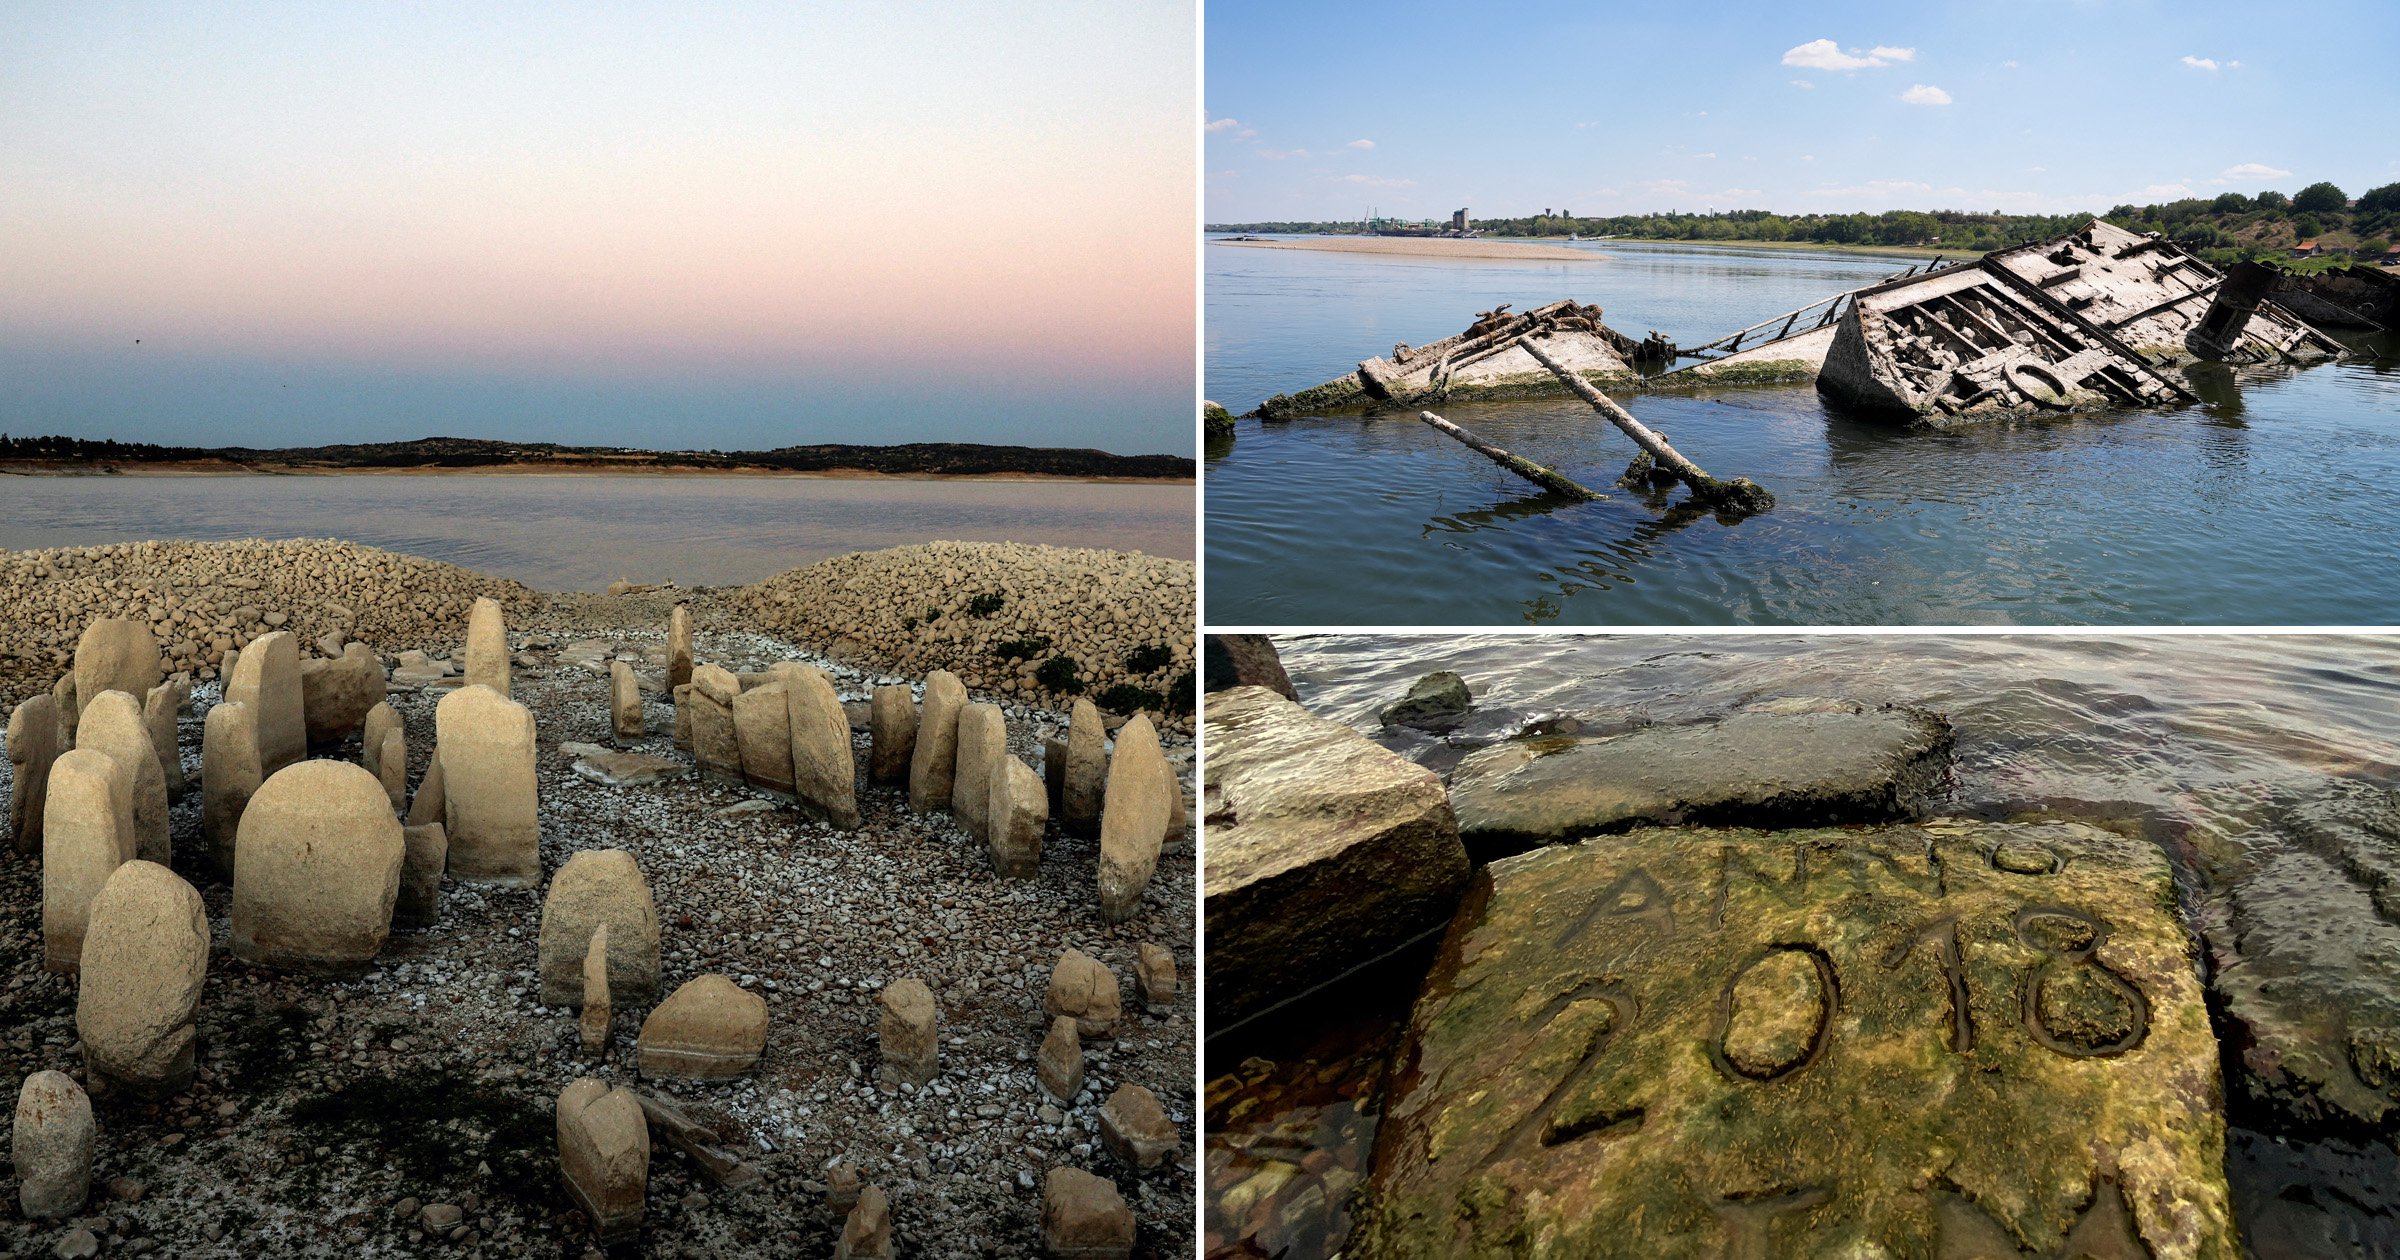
[0,473,1193,589]
[1208,633,2400,1259]
[1203,237,2400,626]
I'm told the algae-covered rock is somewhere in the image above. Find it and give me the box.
[1379,671,1472,730]
[1446,698,1952,857]
[1359,819,2230,1260]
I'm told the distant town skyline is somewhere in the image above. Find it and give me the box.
[0,2,1194,454]
[1206,0,2398,225]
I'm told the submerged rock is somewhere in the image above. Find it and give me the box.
[1359,819,2229,1259]
[1379,670,1472,729]
[1445,698,1952,858]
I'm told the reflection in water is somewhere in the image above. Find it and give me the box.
[0,474,1193,589]
[1206,634,2400,1259]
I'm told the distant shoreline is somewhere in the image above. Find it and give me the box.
[0,459,1192,485]
[1212,236,1600,261]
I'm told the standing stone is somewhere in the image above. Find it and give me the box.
[201,700,262,874]
[731,681,796,798]
[1062,698,1107,837]
[1096,716,1171,924]
[76,691,168,866]
[555,1077,648,1242]
[42,749,134,972]
[394,822,447,929]
[877,978,938,1087]
[536,849,662,1007]
[1046,948,1122,1040]
[988,756,1047,878]
[637,975,768,1079]
[436,684,540,885]
[672,684,694,752]
[950,703,1006,842]
[869,685,916,784]
[1043,736,1068,815]
[1097,1084,1178,1169]
[77,860,207,1098]
[786,665,860,829]
[610,661,643,741]
[13,1072,94,1221]
[300,643,387,747]
[907,671,967,814]
[406,749,445,829]
[837,1185,894,1260]
[667,605,694,692]
[232,761,404,970]
[226,630,305,775]
[142,679,189,802]
[361,701,402,781]
[73,619,161,719]
[463,596,510,695]
[581,924,612,1056]
[51,672,80,738]
[1038,1015,1084,1103]
[1041,1167,1134,1260]
[1135,944,1177,1010]
[7,694,62,857]
[687,666,743,786]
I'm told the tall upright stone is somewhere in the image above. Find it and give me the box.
[406,750,446,828]
[395,822,447,929]
[1096,715,1172,924]
[869,685,916,784]
[436,684,540,885]
[787,665,860,829]
[201,699,262,874]
[7,694,63,857]
[232,761,404,970]
[73,619,161,719]
[1062,698,1107,838]
[300,643,387,747]
[672,684,695,752]
[988,756,1048,878]
[14,1071,94,1221]
[950,703,1006,842]
[581,924,612,1056]
[226,630,305,775]
[837,1185,894,1260]
[42,749,135,972]
[77,690,169,866]
[667,605,694,692]
[556,1077,648,1241]
[536,848,662,1008]
[362,702,406,810]
[610,661,644,741]
[142,678,189,802]
[77,860,207,1098]
[907,671,967,814]
[877,978,938,1087]
[732,681,796,798]
[687,666,743,786]
[50,672,80,738]
[464,596,510,695]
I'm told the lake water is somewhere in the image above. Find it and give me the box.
[1208,633,2400,1259]
[1203,237,2400,626]
[0,473,1193,590]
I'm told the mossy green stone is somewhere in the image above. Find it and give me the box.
[1358,820,2231,1260]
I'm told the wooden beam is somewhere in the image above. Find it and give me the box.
[1415,410,1606,501]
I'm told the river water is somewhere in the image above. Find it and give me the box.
[1202,236,2400,626]
[0,473,1193,590]
[1207,632,2400,1259]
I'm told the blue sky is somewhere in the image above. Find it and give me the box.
[0,2,1194,455]
[1206,0,2400,223]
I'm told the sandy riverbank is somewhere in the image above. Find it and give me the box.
[1211,236,1600,261]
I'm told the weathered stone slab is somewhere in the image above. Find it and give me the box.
[73,619,162,720]
[581,925,611,1056]
[1042,1167,1134,1260]
[226,630,305,775]
[232,761,404,970]
[537,849,661,1007]
[406,746,446,828]
[556,1076,648,1241]
[869,685,915,783]
[395,822,446,929]
[1202,633,1297,700]
[8,694,63,857]
[1098,1083,1177,1169]
[638,975,767,1079]
[1447,698,1953,857]
[572,752,686,787]
[77,860,207,1099]
[201,699,262,874]
[142,678,189,801]
[1097,715,1171,924]
[785,665,860,829]
[1134,943,1176,1010]
[1204,686,1473,1029]
[610,660,643,741]
[361,701,404,805]
[14,1071,93,1220]
[1062,698,1106,837]
[436,684,540,885]
[687,666,743,786]
[667,605,694,692]
[76,690,168,866]
[907,670,966,814]
[877,977,938,1087]
[732,681,797,797]
[43,750,136,972]
[300,643,386,747]
[951,702,1005,841]
[988,756,1047,878]
[1358,820,2230,1260]
[672,683,694,751]
[464,596,510,695]
[1039,1014,1084,1102]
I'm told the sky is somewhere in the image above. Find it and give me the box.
[0,1,1195,454]
[1206,0,2400,225]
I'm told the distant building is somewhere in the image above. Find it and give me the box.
[2293,239,2322,258]
[1450,207,1469,233]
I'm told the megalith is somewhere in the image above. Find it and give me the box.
[231,760,404,970]
[786,665,859,829]
[907,671,966,814]
[1096,715,1172,923]
[7,694,63,857]
[77,860,208,1098]
[76,690,168,866]
[536,848,662,1008]
[41,749,135,972]
[226,630,305,775]
[436,684,540,884]
[464,596,510,695]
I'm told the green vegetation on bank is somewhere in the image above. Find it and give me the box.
[1213,179,2400,269]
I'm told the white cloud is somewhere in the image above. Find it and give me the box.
[1791,79,1815,89]
[1899,84,1952,105]
[2001,59,2020,68]
[2137,182,2197,200]
[2179,55,2239,71]
[1204,117,1240,133]
[1781,38,1912,71]
[1694,151,1718,160]
[2222,162,2291,180]
[1338,174,1414,188]
[1258,148,1310,160]
[1346,139,1375,150]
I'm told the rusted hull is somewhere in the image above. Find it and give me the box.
[1985,219,2341,364]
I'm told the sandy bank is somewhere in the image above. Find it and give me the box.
[1213,237,1601,261]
